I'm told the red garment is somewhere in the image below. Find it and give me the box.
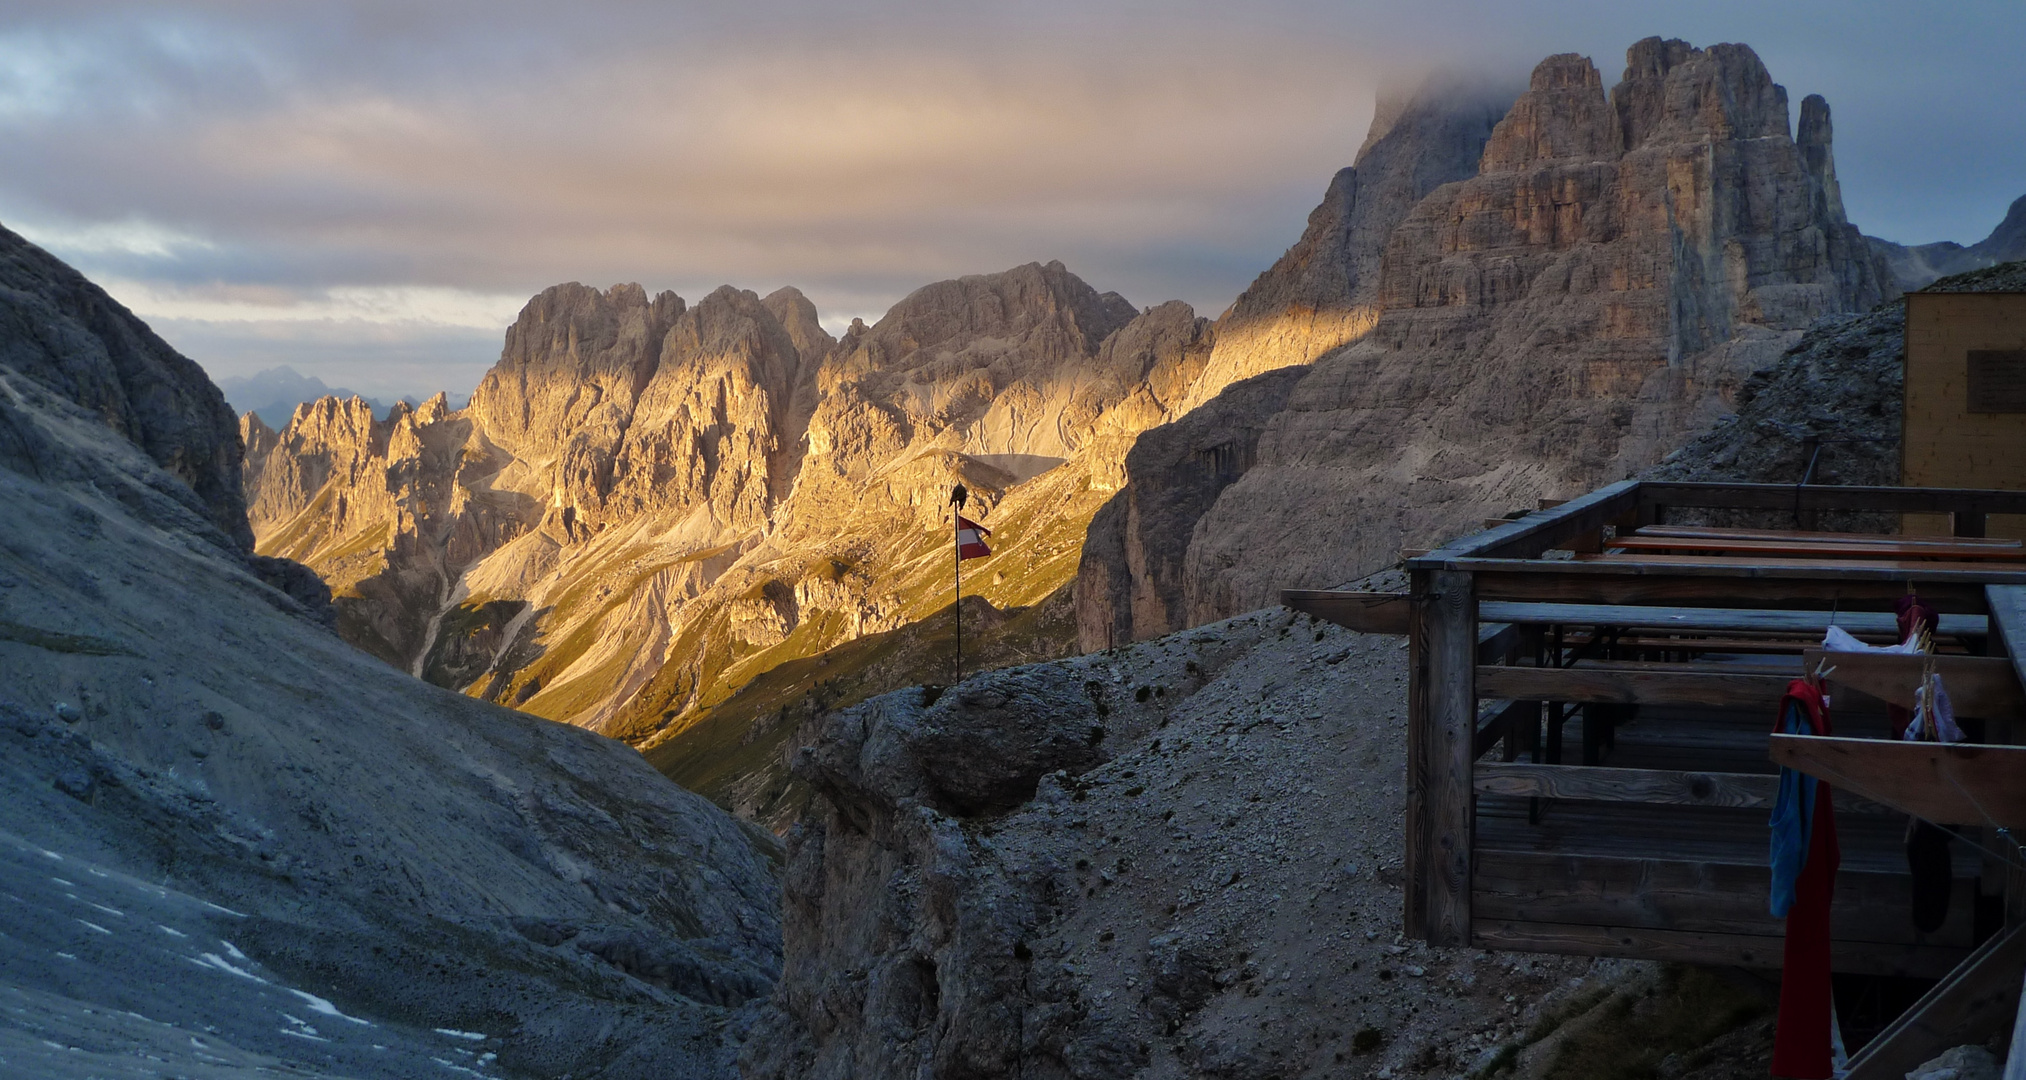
[1771,679,1840,1079]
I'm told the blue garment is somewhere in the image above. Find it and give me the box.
[1768,698,1818,917]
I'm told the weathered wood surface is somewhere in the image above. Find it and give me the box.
[1610,535,2026,560]
[1413,570,1478,946]
[1638,482,2026,517]
[1474,851,1974,946]
[1803,649,2025,719]
[1473,762,1892,815]
[1414,480,1640,563]
[1634,524,2022,548]
[1477,662,1789,708]
[1471,568,1994,610]
[1582,552,2026,576]
[1991,585,2026,705]
[1280,590,1410,635]
[1475,763,1773,807]
[1767,734,2026,828]
[1470,919,1965,979]
[1844,923,2026,1080]
[1477,602,1991,638]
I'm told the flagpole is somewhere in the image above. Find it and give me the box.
[953,505,962,685]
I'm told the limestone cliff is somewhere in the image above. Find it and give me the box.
[1081,38,1896,646]
[0,223,251,549]
[244,262,1226,829]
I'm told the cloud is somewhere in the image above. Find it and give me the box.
[0,1,2021,399]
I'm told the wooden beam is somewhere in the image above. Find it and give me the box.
[1476,762,1774,808]
[1991,585,2026,697]
[1844,923,2026,1080]
[1639,482,2026,517]
[1474,851,1971,945]
[1803,649,2026,720]
[1479,601,1991,638]
[1471,919,1965,979]
[1579,552,2026,576]
[1410,569,1477,946]
[1470,567,1992,612]
[1474,762,1890,814]
[1416,480,1642,563]
[1767,734,2026,828]
[1474,700,1533,760]
[1280,589,1409,635]
[1609,535,2026,561]
[1635,524,2022,549]
[1477,663,1790,708]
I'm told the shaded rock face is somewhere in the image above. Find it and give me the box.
[1075,367,1306,649]
[1870,194,2026,291]
[1650,259,2026,503]
[1096,38,1894,635]
[1184,77,1518,411]
[0,224,251,550]
[0,301,782,1076]
[740,610,1608,1080]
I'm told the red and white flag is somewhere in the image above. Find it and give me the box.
[955,515,992,560]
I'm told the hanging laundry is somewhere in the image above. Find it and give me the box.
[1769,678,1840,1080]
[1902,666,1962,932]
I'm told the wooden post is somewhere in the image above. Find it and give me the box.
[1409,567,1477,946]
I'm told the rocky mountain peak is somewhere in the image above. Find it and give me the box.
[1616,38,1789,149]
[467,281,687,467]
[0,223,251,549]
[1480,52,1619,170]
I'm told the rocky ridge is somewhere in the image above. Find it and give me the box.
[1869,195,2026,291]
[242,261,1239,827]
[0,228,783,1078]
[741,601,1785,1080]
[1079,37,1897,647]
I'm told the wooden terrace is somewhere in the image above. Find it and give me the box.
[1285,480,2026,988]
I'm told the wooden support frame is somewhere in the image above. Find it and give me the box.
[1407,568,1477,945]
[1844,922,2026,1080]
[1375,482,2026,974]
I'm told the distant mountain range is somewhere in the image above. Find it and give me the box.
[216,364,469,427]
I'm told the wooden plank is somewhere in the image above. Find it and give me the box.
[1473,851,1974,945]
[1470,919,1965,978]
[1477,663,1789,708]
[1474,700,1532,760]
[1416,569,1477,946]
[1479,601,1991,638]
[1469,567,1995,612]
[1991,585,2026,700]
[1845,923,2026,1080]
[1803,649,2026,719]
[1639,482,2026,517]
[1472,763,1892,815]
[1635,524,2022,548]
[1610,535,2026,560]
[1582,552,2026,575]
[1280,589,1409,635]
[1767,734,2026,828]
[1475,762,1774,807]
[1415,480,1642,563]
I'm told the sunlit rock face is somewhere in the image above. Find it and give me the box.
[1081,38,1894,646]
[241,260,1224,815]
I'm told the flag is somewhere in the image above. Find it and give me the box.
[955,515,991,560]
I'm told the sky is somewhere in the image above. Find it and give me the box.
[2,1,2022,403]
